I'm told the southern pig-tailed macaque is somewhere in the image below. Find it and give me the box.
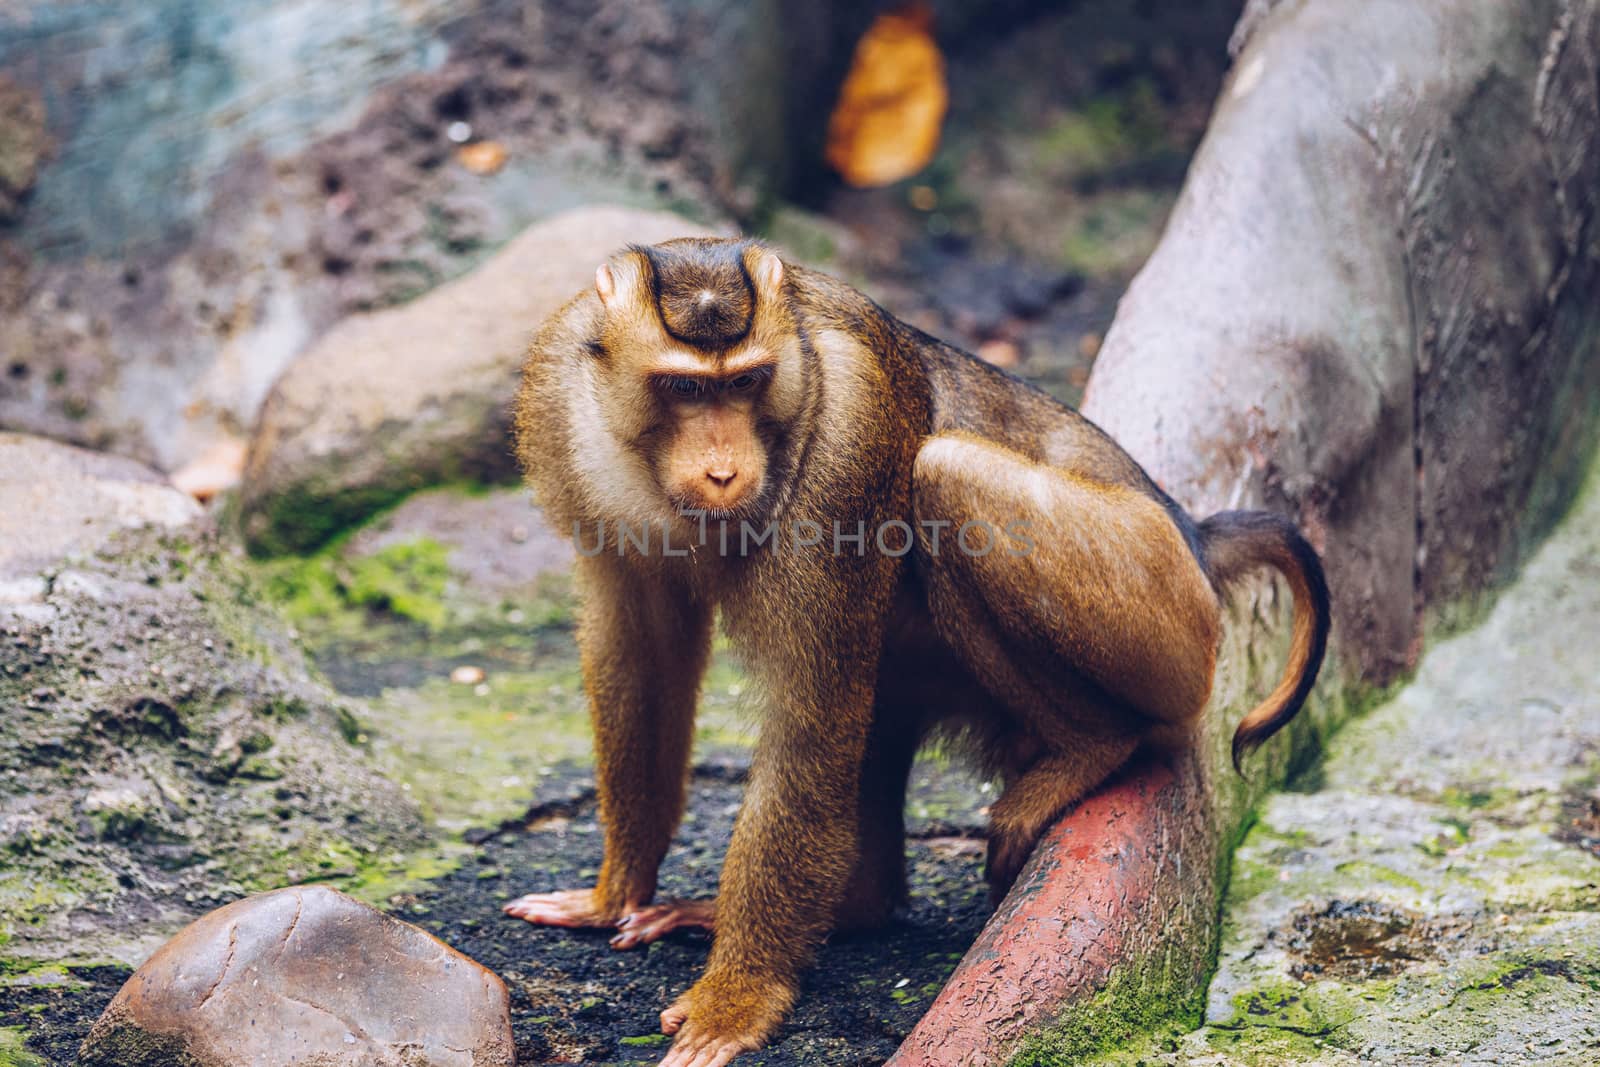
[507,238,1330,1067]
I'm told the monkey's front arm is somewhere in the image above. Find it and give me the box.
[656,551,894,1067]
[505,556,713,937]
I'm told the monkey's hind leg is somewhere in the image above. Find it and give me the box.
[912,432,1220,895]
[983,739,1137,898]
[833,692,923,932]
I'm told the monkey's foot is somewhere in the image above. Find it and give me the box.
[984,832,1037,905]
[658,1005,764,1067]
[610,898,716,950]
[503,888,624,928]
[657,977,791,1067]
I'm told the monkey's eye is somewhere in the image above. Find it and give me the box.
[666,377,704,398]
[724,367,772,394]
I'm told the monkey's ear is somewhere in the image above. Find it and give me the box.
[595,263,618,306]
[752,249,784,294]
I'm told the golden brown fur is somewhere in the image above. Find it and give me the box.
[507,238,1330,1066]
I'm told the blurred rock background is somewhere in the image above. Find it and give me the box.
[0,0,1239,484]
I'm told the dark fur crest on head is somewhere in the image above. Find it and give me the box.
[638,240,756,348]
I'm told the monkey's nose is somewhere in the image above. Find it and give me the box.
[706,468,737,488]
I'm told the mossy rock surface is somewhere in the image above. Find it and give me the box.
[0,435,424,968]
[1090,458,1600,1064]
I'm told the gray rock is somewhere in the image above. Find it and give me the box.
[0,434,422,962]
[0,0,795,472]
[0,432,199,582]
[1083,0,1600,685]
[239,205,717,556]
[1180,462,1600,1066]
[80,885,514,1067]
[342,486,574,604]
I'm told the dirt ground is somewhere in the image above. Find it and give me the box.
[4,781,991,1067]
[3,755,993,1067]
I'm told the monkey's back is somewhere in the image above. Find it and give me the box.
[909,329,1159,495]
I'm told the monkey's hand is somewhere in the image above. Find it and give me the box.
[503,888,621,928]
[611,898,716,949]
[503,890,715,949]
[657,975,793,1067]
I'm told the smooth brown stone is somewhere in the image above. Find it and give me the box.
[81,885,514,1067]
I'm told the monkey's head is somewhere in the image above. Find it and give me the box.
[581,238,805,522]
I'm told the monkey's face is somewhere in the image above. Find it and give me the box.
[587,239,804,524]
[647,362,772,516]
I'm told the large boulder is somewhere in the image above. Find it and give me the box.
[0,433,423,962]
[80,885,514,1067]
[238,206,717,556]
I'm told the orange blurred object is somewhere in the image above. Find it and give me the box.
[977,339,1020,368]
[457,140,508,176]
[825,4,948,188]
[169,437,247,503]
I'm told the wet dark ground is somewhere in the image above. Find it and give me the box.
[423,774,991,1066]
[4,765,992,1066]
[0,965,128,1066]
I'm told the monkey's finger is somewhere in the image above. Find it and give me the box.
[658,1033,712,1067]
[612,900,715,948]
[660,1000,689,1035]
[609,927,645,949]
[657,1035,698,1067]
[687,1037,750,1067]
[503,890,605,926]
[659,1020,757,1067]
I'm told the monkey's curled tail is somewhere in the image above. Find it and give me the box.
[1198,511,1331,772]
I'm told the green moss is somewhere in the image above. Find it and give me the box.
[619,1034,671,1047]
[760,206,840,267]
[333,705,364,745]
[0,866,115,937]
[0,1027,46,1067]
[236,755,285,780]
[1435,786,1510,810]
[344,540,452,629]
[354,646,746,834]
[0,959,84,989]
[1331,860,1425,893]
[1057,188,1176,280]
[261,537,452,631]
[1199,1024,1332,1066]
[1222,979,1362,1036]
[1034,80,1170,178]
[331,843,467,906]
[1416,817,1470,858]
[247,482,414,558]
[1007,954,1206,1066]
